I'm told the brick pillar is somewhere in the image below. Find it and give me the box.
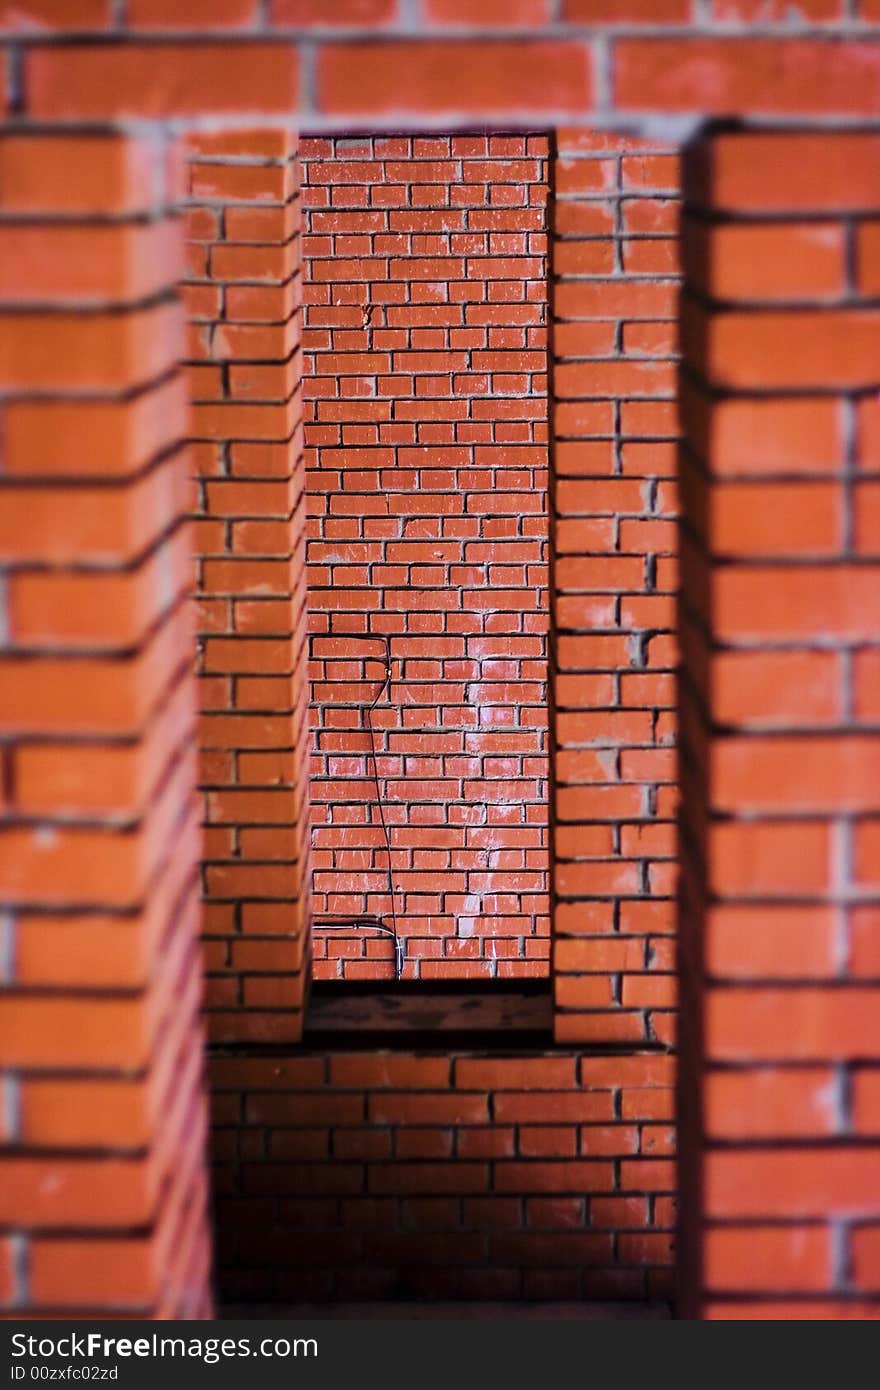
[550,129,679,1045]
[182,130,310,1043]
[0,132,211,1317]
[679,127,880,1319]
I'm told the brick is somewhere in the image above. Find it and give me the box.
[0,221,183,303]
[705,1227,833,1293]
[706,1150,880,1218]
[0,0,112,27]
[711,0,841,15]
[494,1091,614,1123]
[27,44,299,119]
[271,0,396,19]
[707,988,880,1061]
[857,222,880,295]
[705,906,838,980]
[454,1057,576,1089]
[714,566,880,641]
[580,1056,674,1088]
[368,1163,488,1195]
[853,1070,880,1135]
[564,0,689,14]
[616,41,880,117]
[494,1161,614,1194]
[685,302,880,390]
[368,1092,488,1124]
[684,220,845,301]
[688,131,880,214]
[0,135,165,215]
[328,1056,451,1088]
[851,1226,880,1291]
[424,0,553,20]
[0,301,181,391]
[0,1157,156,1227]
[129,0,260,25]
[712,651,840,727]
[707,822,831,896]
[705,1069,838,1140]
[318,42,592,117]
[713,737,880,813]
[29,1235,164,1308]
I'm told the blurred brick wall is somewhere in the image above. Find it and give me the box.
[301,133,550,981]
[0,130,211,1318]
[678,128,880,1319]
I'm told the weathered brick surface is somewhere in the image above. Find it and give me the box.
[301,134,550,980]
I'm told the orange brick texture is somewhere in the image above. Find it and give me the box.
[678,128,880,1320]
[5,6,880,131]
[211,1051,674,1303]
[0,131,212,1317]
[182,130,313,1045]
[2,2,880,1326]
[550,130,679,1048]
[301,133,550,981]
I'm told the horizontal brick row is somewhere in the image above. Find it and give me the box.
[7,29,880,129]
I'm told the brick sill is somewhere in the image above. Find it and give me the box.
[304,980,553,1049]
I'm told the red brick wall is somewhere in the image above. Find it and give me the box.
[187,127,683,1311]
[212,1049,674,1303]
[9,9,880,132]
[0,131,211,1317]
[3,4,880,1325]
[678,128,880,1319]
[182,129,313,1044]
[301,133,550,980]
[550,129,679,1047]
